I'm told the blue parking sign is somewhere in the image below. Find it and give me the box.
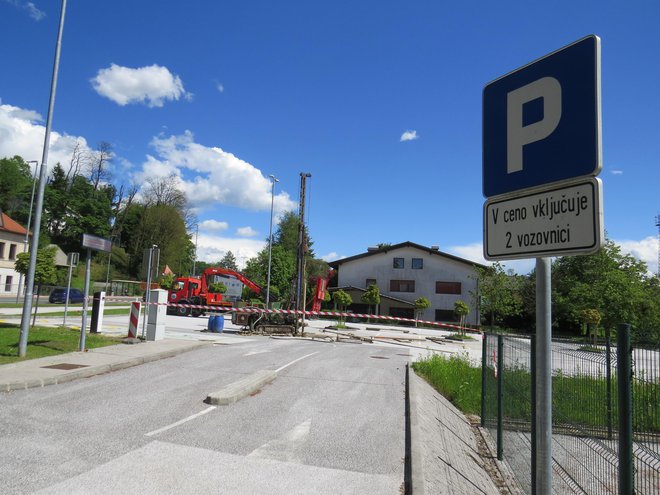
[483,35,601,197]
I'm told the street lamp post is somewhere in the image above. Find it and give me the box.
[265,175,279,309]
[18,0,68,357]
[16,160,40,303]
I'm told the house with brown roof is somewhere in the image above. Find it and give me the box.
[0,210,29,295]
[328,242,485,325]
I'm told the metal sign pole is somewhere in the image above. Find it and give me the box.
[142,246,154,339]
[63,262,73,326]
[79,248,92,351]
[535,257,552,494]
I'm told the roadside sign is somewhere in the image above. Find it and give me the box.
[483,35,601,197]
[82,233,112,253]
[66,252,79,267]
[484,178,603,260]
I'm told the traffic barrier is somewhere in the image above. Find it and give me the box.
[127,301,141,338]
[139,299,479,334]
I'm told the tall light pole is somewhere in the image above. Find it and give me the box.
[18,0,67,357]
[16,160,39,303]
[265,175,279,309]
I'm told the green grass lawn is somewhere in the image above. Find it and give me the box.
[0,323,123,364]
[413,353,659,433]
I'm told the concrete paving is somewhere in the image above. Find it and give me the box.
[0,311,517,493]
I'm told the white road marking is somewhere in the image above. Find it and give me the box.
[275,352,319,372]
[243,350,270,356]
[247,419,311,462]
[144,406,216,437]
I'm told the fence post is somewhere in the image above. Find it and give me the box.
[606,327,613,440]
[530,334,536,495]
[497,334,504,460]
[481,333,488,427]
[617,323,633,495]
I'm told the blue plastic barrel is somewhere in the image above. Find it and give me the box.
[214,314,225,333]
[208,314,216,332]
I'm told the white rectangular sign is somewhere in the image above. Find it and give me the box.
[484,178,603,260]
[82,233,112,253]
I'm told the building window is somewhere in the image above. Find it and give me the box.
[393,257,404,269]
[8,244,17,260]
[365,278,376,288]
[5,276,13,292]
[0,242,5,258]
[435,309,456,322]
[411,258,423,269]
[390,280,415,292]
[435,281,461,294]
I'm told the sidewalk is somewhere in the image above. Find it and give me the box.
[0,339,210,392]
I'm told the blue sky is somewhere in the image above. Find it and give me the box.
[1,0,658,275]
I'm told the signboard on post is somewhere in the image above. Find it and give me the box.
[484,178,603,260]
[483,35,601,198]
[82,234,112,253]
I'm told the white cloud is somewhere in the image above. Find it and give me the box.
[195,234,266,269]
[400,130,419,142]
[199,219,229,232]
[446,242,535,274]
[91,64,192,107]
[448,237,659,276]
[614,236,658,276]
[321,252,342,262]
[610,170,623,175]
[135,131,297,213]
[4,0,45,20]
[216,82,224,93]
[0,101,92,172]
[237,226,258,237]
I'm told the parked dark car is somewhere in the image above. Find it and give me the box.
[48,288,85,304]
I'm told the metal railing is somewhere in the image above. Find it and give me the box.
[482,328,659,494]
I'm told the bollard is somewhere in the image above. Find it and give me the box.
[127,301,141,339]
[90,291,105,333]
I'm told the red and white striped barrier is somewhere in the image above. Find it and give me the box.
[127,301,141,339]
[132,299,480,334]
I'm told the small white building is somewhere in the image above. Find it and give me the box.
[0,211,29,295]
[328,242,485,325]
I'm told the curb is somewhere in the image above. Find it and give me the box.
[205,369,277,405]
[406,363,425,495]
[1,342,209,392]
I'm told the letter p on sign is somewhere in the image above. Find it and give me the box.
[507,77,561,174]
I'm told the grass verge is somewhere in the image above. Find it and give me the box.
[414,352,659,433]
[0,323,123,364]
[412,353,481,415]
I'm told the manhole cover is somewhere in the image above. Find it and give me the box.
[370,356,389,359]
[41,363,90,370]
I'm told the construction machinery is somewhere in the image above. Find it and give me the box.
[232,269,333,335]
[167,267,261,316]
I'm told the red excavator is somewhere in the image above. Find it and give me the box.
[167,267,261,316]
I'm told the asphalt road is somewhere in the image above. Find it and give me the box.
[0,337,407,494]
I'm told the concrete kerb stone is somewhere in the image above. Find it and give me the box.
[205,369,277,406]
[407,363,426,495]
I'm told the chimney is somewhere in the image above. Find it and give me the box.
[431,245,439,251]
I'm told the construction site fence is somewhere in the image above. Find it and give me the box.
[481,327,659,495]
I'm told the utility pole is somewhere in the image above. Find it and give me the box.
[295,173,311,335]
[18,0,67,357]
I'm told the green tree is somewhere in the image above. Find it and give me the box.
[332,289,352,327]
[208,282,227,294]
[471,262,523,329]
[454,300,470,336]
[552,238,651,336]
[414,296,431,327]
[0,155,34,224]
[15,246,58,322]
[361,284,381,317]
[218,251,238,271]
[581,309,602,344]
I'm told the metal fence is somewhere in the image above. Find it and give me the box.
[482,327,659,494]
